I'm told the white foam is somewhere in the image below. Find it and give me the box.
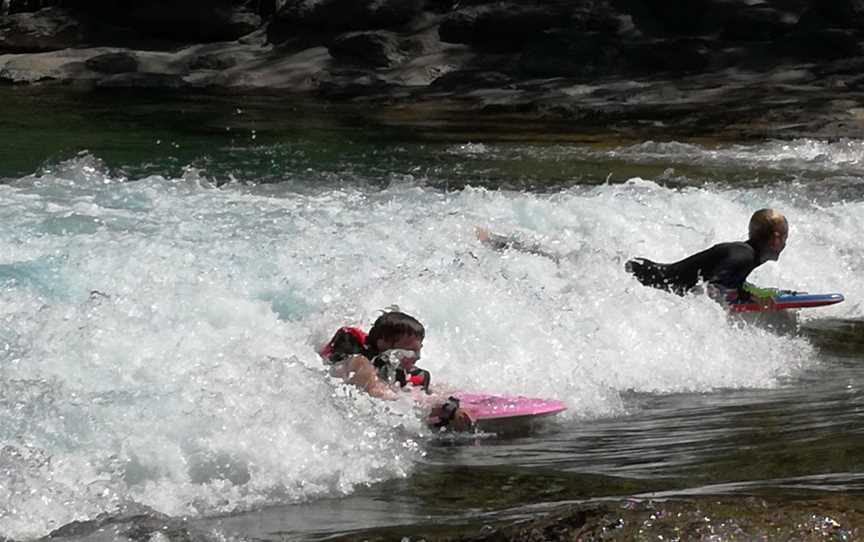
[1,146,860,538]
[592,138,864,172]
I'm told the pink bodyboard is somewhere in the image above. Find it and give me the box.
[453,392,567,421]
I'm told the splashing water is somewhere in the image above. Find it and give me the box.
[1,137,862,539]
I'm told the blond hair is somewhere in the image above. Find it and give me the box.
[748,209,787,243]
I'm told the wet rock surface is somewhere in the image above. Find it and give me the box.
[332,496,864,542]
[451,496,864,542]
[28,495,864,542]
[38,502,213,542]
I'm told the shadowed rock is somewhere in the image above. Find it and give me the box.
[782,27,864,60]
[95,72,187,89]
[519,31,622,78]
[621,37,713,74]
[329,30,406,67]
[85,51,138,74]
[637,0,722,35]
[797,0,864,29]
[317,68,394,98]
[439,3,572,52]
[46,502,213,542]
[721,6,799,41]
[268,0,425,45]
[430,69,511,91]
[0,7,90,52]
[121,1,262,43]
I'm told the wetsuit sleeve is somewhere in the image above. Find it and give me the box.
[626,246,717,295]
[627,242,758,295]
[625,257,682,292]
[658,247,720,293]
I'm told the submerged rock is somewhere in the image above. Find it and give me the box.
[390,496,864,541]
[45,502,213,542]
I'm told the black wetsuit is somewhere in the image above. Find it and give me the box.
[626,240,765,296]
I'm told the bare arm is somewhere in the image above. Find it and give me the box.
[332,354,398,400]
[334,357,473,429]
[475,227,561,263]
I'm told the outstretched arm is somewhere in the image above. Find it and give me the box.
[334,357,474,430]
[475,227,561,263]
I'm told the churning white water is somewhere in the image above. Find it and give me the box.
[1,139,862,539]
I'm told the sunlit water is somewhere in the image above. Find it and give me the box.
[1,91,864,540]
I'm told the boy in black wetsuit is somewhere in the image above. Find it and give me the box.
[625,209,789,302]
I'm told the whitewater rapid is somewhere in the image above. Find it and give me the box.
[1,140,862,539]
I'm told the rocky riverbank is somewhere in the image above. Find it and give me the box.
[2,0,864,140]
[31,494,864,541]
[443,495,864,541]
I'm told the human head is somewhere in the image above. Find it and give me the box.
[365,311,425,363]
[748,208,788,261]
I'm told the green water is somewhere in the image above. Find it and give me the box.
[0,86,775,189]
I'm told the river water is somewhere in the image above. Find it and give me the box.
[1,88,863,540]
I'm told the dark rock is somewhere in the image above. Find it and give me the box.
[430,69,511,90]
[85,52,138,74]
[95,72,187,90]
[317,69,394,98]
[0,7,90,53]
[4,0,49,14]
[797,0,864,30]
[224,7,265,38]
[47,502,213,542]
[573,4,637,36]
[708,45,772,71]
[720,6,798,41]
[781,28,864,60]
[480,101,538,115]
[190,52,238,71]
[621,37,713,74]
[258,0,289,17]
[186,43,264,72]
[609,0,665,37]
[439,3,571,52]
[269,0,425,43]
[190,55,234,71]
[48,502,165,538]
[117,2,262,43]
[425,0,458,13]
[637,0,723,36]
[329,31,406,67]
[813,56,864,77]
[519,31,621,78]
